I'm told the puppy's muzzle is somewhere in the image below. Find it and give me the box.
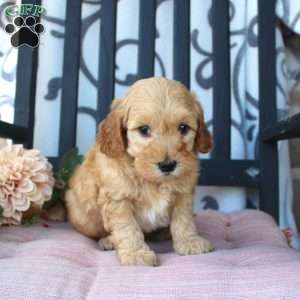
[158,159,177,174]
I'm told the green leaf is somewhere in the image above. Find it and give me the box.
[22,214,40,226]
[44,147,83,209]
[57,148,83,183]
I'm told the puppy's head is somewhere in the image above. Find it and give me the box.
[97,77,212,182]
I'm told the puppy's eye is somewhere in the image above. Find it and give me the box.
[137,125,151,137]
[178,123,190,135]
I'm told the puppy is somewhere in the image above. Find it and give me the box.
[65,77,213,266]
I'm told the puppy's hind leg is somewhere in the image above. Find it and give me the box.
[65,189,106,239]
[98,235,114,251]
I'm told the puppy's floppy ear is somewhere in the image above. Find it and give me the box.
[97,99,126,158]
[193,95,213,153]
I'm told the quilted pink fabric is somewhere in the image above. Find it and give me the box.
[0,210,299,300]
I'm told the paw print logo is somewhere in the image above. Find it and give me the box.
[5,16,44,48]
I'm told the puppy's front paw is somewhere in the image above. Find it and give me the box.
[174,236,213,255]
[118,249,159,266]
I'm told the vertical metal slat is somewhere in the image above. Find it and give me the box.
[212,0,231,159]
[138,0,156,79]
[258,0,279,222]
[173,0,190,88]
[97,0,117,123]
[58,0,82,156]
[14,0,41,148]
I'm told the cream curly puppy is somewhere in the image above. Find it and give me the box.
[65,77,213,266]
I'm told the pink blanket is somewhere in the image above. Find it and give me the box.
[0,210,299,300]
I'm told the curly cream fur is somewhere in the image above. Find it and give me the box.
[65,77,213,266]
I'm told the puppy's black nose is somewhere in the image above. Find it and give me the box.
[158,160,177,173]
